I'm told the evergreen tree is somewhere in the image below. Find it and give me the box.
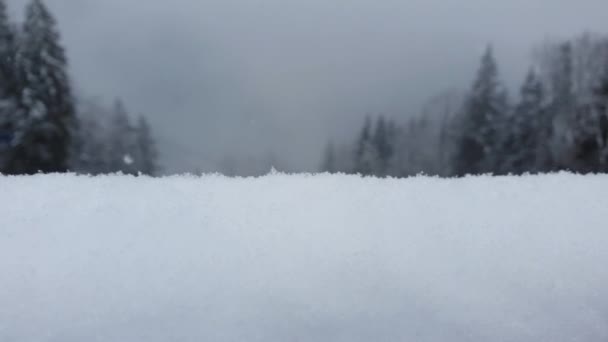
[353,116,375,175]
[70,98,160,176]
[500,69,545,174]
[372,116,394,176]
[7,0,76,174]
[136,115,158,176]
[438,110,456,177]
[396,116,439,176]
[541,42,575,172]
[569,75,608,173]
[454,46,509,175]
[107,100,137,174]
[385,118,401,176]
[320,141,337,173]
[0,0,17,113]
[0,0,18,171]
[70,99,110,175]
[595,78,608,170]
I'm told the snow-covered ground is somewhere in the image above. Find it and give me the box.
[1,173,607,342]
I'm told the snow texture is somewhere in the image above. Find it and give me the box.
[0,173,607,342]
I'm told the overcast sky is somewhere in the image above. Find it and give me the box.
[7,0,608,173]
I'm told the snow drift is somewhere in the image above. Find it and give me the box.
[1,173,607,342]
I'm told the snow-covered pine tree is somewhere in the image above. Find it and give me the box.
[540,42,575,172]
[136,115,159,176]
[395,116,441,177]
[500,69,545,174]
[69,98,112,175]
[569,73,608,173]
[566,37,608,173]
[8,0,76,174]
[384,117,401,177]
[372,116,394,177]
[107,100,138,175]
[353,116,376,175]
[453,46,509,176]
[594,76,608,171]
[0,0,18,171]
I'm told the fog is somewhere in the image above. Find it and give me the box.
[8,0,608,173]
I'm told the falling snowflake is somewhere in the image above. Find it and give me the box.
[123,154,134,165]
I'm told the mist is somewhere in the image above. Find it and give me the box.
[7,0,608,174]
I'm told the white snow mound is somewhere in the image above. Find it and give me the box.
[1,173,607,342]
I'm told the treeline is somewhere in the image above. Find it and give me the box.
[0,0,158,176]
[323,34,608,177]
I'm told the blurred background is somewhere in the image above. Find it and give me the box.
[1,0,608,176]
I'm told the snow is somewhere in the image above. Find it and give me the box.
[0,173,607,342]
[123,154,134,165]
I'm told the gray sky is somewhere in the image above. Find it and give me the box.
[8,0,608,173]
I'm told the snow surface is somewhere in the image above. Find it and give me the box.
[1,173,608,342]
